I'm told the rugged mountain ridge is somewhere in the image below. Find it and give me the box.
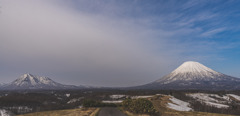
[136,61,240,90]
[0,73,81,90]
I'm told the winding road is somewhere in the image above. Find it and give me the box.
[98,107,126,116]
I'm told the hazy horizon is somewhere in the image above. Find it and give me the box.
[1,0,240,87]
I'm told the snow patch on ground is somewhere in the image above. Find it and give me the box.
[167,96,192,111]
[65,94,70,97]
[67,97,84,104]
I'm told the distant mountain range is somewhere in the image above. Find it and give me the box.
[1,61,240,90]
[0,73,86,90]
[134,61,240,90]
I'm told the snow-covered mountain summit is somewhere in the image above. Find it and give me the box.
[171,61,221,76]
[1,73,80,90]
[155,61,225,83]
[137,61,240,90]
[12,73,58,87]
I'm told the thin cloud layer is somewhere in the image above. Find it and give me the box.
[0,0,240,86]
[0,0,174,86]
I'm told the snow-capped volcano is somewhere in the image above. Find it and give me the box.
[155,61,225,83]
[171,61,218,75]
[1,73,79,90]
[137,61,240,90]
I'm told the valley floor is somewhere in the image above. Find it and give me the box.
[2,90,240,116]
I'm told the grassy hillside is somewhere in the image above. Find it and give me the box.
[17,108,99,116]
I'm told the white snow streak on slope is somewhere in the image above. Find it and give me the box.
[0,109,11,116]
[227,94,240,101]
[204,102,229,108]
[187,93,230,108]
[167,96,192,111]
[110,95,126,99]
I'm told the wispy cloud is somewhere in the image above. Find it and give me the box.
[201,28,226,37]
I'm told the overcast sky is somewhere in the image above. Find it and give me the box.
[0,0,240,87]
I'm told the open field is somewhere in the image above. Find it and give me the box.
[120,94,236,116]
[17,108,99,116]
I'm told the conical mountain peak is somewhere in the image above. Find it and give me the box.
[155,61,226,83]
[172,61,217,74]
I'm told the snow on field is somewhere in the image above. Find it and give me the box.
[188,93,220,102]
[67,97,84,104]
[187,93,230,108]
[110,95,126,99]
[131,95,153,99]
[227,94,240,101]
[167,96,192,111]
[102,100,123,103]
